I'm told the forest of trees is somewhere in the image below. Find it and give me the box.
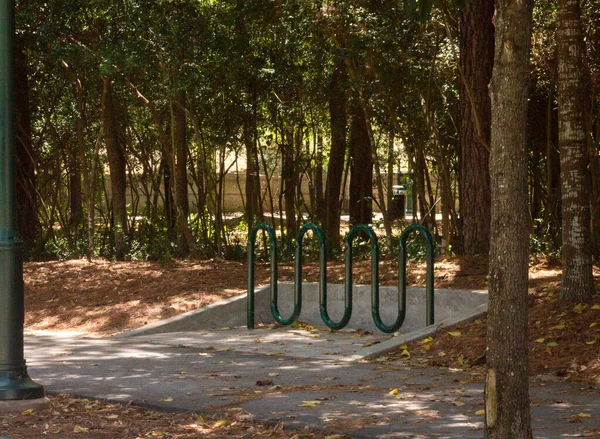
[13,0,600,270]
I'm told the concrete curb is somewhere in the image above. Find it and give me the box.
[0,397,50,415]
[115,293,249,338]
[340,303,488,362]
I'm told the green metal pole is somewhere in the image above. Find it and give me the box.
[0,0,44,400]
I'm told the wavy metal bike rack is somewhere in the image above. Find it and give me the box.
[247,222,435,333]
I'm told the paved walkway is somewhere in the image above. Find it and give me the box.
[24,329,599,439]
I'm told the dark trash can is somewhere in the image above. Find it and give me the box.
[389,185,406,220]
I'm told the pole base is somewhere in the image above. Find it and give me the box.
[0,362,44,400]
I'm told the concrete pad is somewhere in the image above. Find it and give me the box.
[22,331,600,439]
[118,284,488,337]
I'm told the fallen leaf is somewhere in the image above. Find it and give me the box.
[591,304,600,310]
[389,388,399,396]
[535,338,545,343]
[21,409,34,415]
[160,396,174,402]
[577,413,592,418]
[448,331,461,337]
[589,322,598,328]
[422,336,434,344]
[325,435,349,439]
[298,400,321,407]
[475,410,485,416]
[73,426,88,433]
[549,324,565,330]
[151,432,164,437]
[401,349,410,358]
[399,344,408,350]
[574,304,588,314]
[213,419,229,428]
[585,340,596,345]
[546,341,559,347]
[268,372,279,377]
[453,398,465,407]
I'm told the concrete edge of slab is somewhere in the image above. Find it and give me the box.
[339,303,488,362]
[0,397,50,415]
[115,293,249,338]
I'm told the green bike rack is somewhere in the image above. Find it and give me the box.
[399,224,435,326]
[247,223,301,328]
[247,222,435,333]
[344,225,403,334]
[296,223,352,330]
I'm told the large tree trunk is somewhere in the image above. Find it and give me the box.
[324,57,347,251]
[485,0,534,437]
[458,0,494,255]
[558,0,596,301]
[174,89,190,256]
[15,36,38,251]
[101,78,128,260]
[348,98,372,226]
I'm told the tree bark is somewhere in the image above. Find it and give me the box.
[485,0,534,437]
[459,0,494,255]
[349,98,372,226]
[325,57,347,251]
[101,78,128,260]
[558,0,596,301]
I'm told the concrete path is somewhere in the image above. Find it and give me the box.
[24,330,599,439]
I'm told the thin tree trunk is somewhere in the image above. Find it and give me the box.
[174,89,190,256]
[282,130,297,240]
[15,37,38,250]
[325,57,347,251]
[69,77,85,229]
[101,78,128,260]
[485,0,534,436]
[315,135,324,224]
[558,0,595,301]
[459,0,494,255]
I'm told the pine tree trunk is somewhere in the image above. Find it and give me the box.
[101,78,128,260]
[558,0,596,301]
[485,0,534,437]
[459,0,494,255]
[325,57,347,250]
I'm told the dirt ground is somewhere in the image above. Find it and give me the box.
[1,394,328,439]
[9,255,599,438]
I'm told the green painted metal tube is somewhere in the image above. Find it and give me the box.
[247,223,278,329]
[345,225,391,331]
[295,224,351,330]
[247,223,301,328]
[0,0,44,400]
[399,224,435,326]
[347,225,403,333]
